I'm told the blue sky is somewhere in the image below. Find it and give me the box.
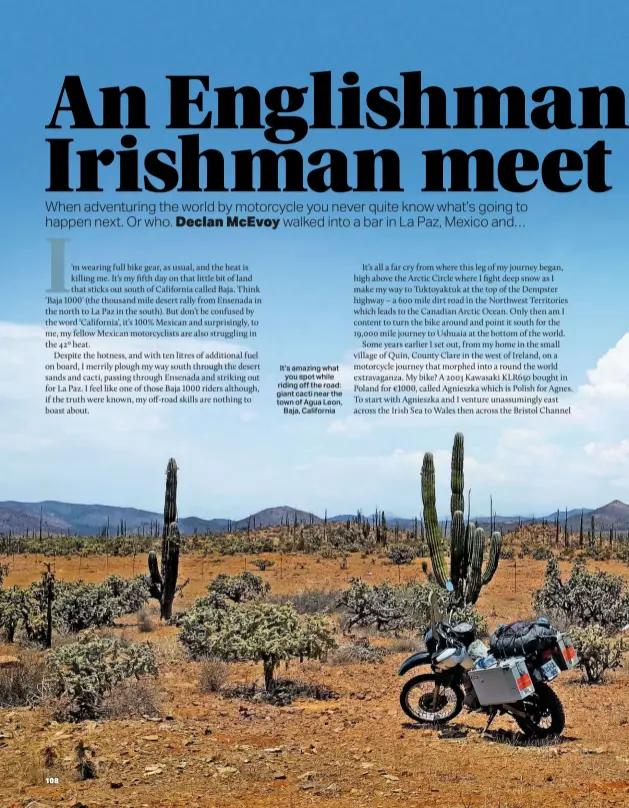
[1,1,629,521]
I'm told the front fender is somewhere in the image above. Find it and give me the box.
[398,650,431,676]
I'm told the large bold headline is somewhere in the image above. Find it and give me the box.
[45,73,628,194]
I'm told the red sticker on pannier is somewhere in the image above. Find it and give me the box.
[516,673,532,691]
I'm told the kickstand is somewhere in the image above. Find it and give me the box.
[482,710,497,734]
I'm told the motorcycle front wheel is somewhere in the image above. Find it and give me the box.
[514,682,566,739]
[400,673,464,725]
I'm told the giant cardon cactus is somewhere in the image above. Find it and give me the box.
[421,432,501,605]
[148,458,182,620]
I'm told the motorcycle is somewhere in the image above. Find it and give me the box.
[398,595,578,739]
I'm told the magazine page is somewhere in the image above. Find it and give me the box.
[1,1,628,806]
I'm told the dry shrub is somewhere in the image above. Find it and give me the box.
[571,624,627,683]
[100,677,161,718]
[386,636,424,653]
[199,658,229,693]
[14,751,50,788]
[0,650,45,707]
[271,588,342,614]
[137,608,155,633]
[329,642,386,665]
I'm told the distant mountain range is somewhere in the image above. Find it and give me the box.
[0,501,321,536]
[0,499,628,537]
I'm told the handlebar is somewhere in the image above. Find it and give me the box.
[434,622,464,653]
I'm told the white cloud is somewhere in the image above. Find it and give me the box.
[321,333,629,512]
[2,321,629,517]
[578,334,629,401]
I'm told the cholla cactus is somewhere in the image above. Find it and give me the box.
[0,586,21,642]
[533,557,629,630]
[422,432,501,605]
[571,624,627,683]
[47,634,157,720]
[179,600,336,691]
[208,571,270,602]
[387,545,416,566]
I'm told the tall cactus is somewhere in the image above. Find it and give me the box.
[148,458,181,620]
[421,432,501,605]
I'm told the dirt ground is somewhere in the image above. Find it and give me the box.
[2,552,629,808]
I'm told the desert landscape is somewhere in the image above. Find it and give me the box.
[2,443,629,808]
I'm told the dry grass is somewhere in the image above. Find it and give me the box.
[270,587,342,614]
[137,607,155,632]
[385,635,424,653]
[329,642,387,665]
[198,658,229,693]
[100,677,161,718]
[0,649,45,707]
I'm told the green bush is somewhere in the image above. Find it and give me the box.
[387,545,416,566]
[339,578,410,633]
[1,575,150,645]
[100,574,151,614]
[0,586,22,642]
[208,571,270,603]
[533,557,629,631]
[178,593,231,659]
[45,633,157,720]
[272,588,342,614]
[53,581,118,634]
[571,624,627,683]
[19,580,51,645]
[179,600,336,691]
[339,578,487,637]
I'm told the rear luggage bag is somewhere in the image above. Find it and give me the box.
[489,619,558,659]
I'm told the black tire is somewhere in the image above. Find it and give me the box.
[400,673,464,725]
[514,682,566,739]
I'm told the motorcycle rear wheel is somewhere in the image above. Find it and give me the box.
[400,673,463,725]
[514,682,566,739]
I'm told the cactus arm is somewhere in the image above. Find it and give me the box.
[450,433,465,516]
[425,519,448,589]
[481,531,501,586]
[422,453,448,589]
[464,520,475,577]
[467,526,486,604]
[450,511,465,598]
[457,521,473,602]
[148,550,163,599]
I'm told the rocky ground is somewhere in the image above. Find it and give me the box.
[2,553,629,808]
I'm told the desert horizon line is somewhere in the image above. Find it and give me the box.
[3,497,629,526]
